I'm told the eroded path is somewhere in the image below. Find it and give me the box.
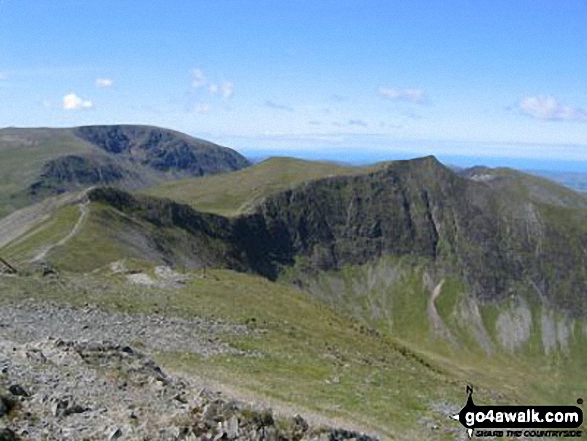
[31,200,89,263]
[426,278,457,345]
[0,301,381,440]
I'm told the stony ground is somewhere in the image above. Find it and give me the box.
[0,302,379,441]
[0,302,253,358]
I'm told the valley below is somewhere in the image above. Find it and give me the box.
[0,125,586,440]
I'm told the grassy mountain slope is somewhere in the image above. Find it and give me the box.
[16,156,585,317]
[0,266,503,440]
[2,227,585,438]
[0,128,94,218]
[2,156,587,438]
[0,125,250,219]
[145,157,374,217]
[461,166,587,209]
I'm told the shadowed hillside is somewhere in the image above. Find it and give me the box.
[0,125,250,219]
[76,156,587,319]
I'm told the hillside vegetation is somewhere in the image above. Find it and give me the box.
[145,157,377,217]
[2,153,587,438]
[0,125,250,219]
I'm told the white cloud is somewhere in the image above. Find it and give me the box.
[95,78,113,88]
[192,68,207,88]
[62,92,93,110]
[195,103,210,114]
[519,95,587,122]
[209,84,218,95]
[379,87,424,104]
[220,82,234,99]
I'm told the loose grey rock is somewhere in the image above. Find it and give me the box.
[108,427,123,440]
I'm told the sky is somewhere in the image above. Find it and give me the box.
[1,0,587,170]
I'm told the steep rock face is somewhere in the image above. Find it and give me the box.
[74,125,250,176]
[244,156,587,315]
[29,155,143,196]
[88,155,587,317]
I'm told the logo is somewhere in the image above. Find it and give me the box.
[451,386,583,438]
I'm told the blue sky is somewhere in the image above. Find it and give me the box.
[1,0,587,169]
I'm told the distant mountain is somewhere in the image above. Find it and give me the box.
[145,156,380,217]
[28,156,581,319]
[3,153,587,419]
[527,169,587,194]
[0,125,250,218]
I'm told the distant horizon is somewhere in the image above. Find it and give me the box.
[2,121,587,173]
[2,1,587,168]
[239,147,587,174]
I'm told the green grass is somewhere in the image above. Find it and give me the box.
[1,256,585,437]
[281,256,587,409]
[1,203,81,261]
[0,268,530,439]
[0,128,93,218]
[145,157,378,216]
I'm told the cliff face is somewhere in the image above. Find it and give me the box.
[0,125,251,207]
[29,155,145,196]
[88,155,587,317]
[74,125,250,176]
[252,157,587,315]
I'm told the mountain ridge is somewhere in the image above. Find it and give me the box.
[78,155,587,318]
[0,124,250,219]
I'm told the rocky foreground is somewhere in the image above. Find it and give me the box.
[0,304,378,441]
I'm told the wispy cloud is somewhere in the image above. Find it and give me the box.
[192,68,207,88]
[378,87,424,104]
[209,84,218,95]
[62,92,93,110]
[220,82,234,99]
[195,103,210,114]
[95,78,113,88]
[0,72,7,81]
[265,100,293,111]
[519,95,587,122]
[308,120,322,126]
[348,119,368,127]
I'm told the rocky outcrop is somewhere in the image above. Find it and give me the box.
[88,154,587,317]
[74,125,250,175]
[29,155,143,196]
[0,337,377,440]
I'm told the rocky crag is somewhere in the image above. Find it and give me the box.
[0,303,378,441]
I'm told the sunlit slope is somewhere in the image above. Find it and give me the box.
[0,199,234,273]
[280,256,587,405]
[145,157,376,216]
[0,128,93,218]
[2,264,576,440]
[0,125,250,220]
[1,160,586,438]
[461,166,587,209]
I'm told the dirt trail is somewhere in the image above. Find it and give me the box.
[0,302,387,440]
[426,278,458,345]
[31,200,89,262]
[0,189,89,250]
